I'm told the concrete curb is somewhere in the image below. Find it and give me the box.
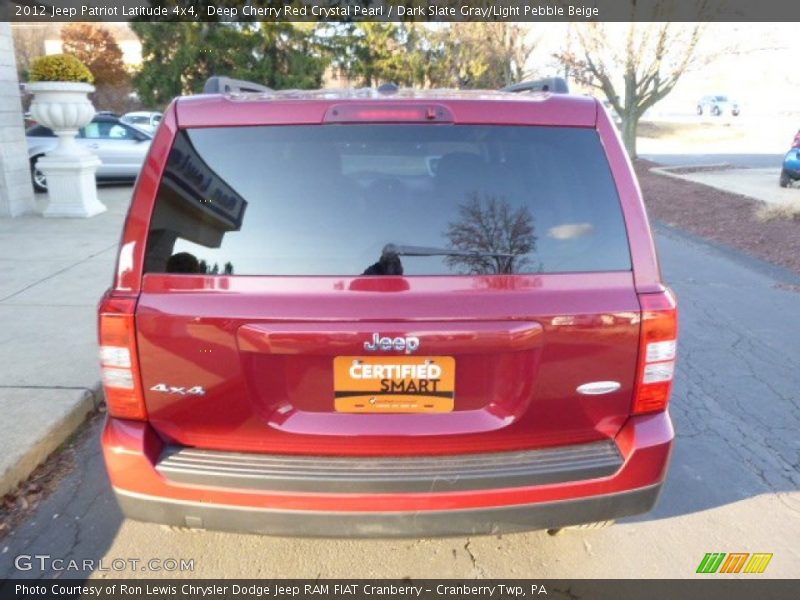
[0,382,102,497]
[649,164,732,181]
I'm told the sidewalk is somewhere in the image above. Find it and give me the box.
[0,186,131,496]
[650,165,799,205]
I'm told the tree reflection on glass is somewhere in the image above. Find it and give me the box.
[445,194,536,275]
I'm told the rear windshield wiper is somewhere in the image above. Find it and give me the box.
[381,243,519,259]
[363,244,523,276]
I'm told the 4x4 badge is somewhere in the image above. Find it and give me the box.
[364,333,420,353]
[150,383,206,396]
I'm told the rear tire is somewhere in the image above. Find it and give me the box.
[30,157,47,193]
[711,106,721,117]
[779,170,791,188]
[696,105,703,116]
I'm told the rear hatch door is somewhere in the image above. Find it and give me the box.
[136,116,638,455]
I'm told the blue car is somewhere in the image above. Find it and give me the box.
[780,130,800,188]
[780,149,800,188]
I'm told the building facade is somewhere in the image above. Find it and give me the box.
[0,21,35,217]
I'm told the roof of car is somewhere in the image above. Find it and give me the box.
[26,114,152,137]
[174,88,599,128]
[192,88,564,101]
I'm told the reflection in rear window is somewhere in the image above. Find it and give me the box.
[144,125,631,276]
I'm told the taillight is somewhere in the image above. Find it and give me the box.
[98,295,147,420]
[633,290,678,415]
[324,104,454,123]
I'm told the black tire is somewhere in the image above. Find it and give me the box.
[779,170,791,188]
[30,157,47,193]
[711,105,721,116]
[696,105,703,116]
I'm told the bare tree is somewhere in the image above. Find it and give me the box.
[445,195,536,275]
[10,23,55,80]
[429,23,536,89]
[556,21,706,157]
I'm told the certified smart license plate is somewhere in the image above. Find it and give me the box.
[333,356,455,413]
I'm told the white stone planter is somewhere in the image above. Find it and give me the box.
[28,81,106,218]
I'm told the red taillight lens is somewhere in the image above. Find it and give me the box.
[324,104,454,123]
[98,295,147,420]
[633,290,678,415]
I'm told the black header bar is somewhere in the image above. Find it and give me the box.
[4,0,800,23]
[1,579,799,600]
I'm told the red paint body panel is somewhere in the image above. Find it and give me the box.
[102,90,675,530]
[595,103,663,293]
[135,272,639,454]
[175,92,597,129]
[114,101,179,293]
[102,411,673,512]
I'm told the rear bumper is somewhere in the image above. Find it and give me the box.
[155,439,624,493]
[114,483,662,538]
[102,411,673,537]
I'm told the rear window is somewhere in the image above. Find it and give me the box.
[144,124,631,276]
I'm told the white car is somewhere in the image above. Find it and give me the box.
[696,95,740,117]
[121,111,163,134]
[27,115,151,192]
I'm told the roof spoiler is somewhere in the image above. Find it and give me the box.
[502,77,569,94]
[203,76,273,94]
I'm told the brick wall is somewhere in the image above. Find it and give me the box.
[0,22,35,217]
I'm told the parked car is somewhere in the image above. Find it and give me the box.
[780,151,800,187]
[98,79,677,537]
[778,130,800,187]
[26,115,151,192]
[696,95,740,117]
[779,129,800,187]
[121,111,163,134]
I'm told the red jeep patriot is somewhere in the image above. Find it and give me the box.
[98,78,677,537]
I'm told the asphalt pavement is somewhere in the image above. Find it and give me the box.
[1,223,799,579]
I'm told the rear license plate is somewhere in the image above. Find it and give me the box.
[334,356,455,413]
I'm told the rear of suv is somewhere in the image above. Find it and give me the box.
[99,82,677,537]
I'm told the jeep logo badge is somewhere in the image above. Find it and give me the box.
[364,333,420,353]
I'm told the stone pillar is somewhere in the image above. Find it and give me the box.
[0,22,36,217]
